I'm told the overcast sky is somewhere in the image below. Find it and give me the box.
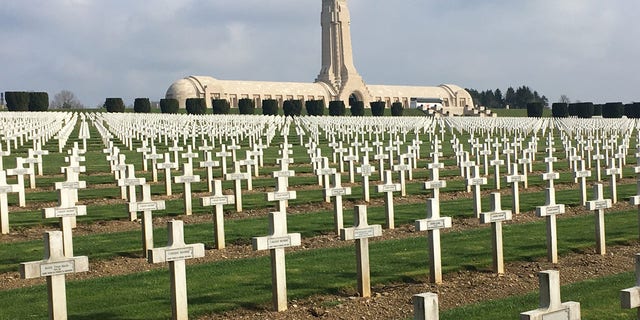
[1,0,638,107]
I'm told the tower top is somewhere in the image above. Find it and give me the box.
[316,0,370,104]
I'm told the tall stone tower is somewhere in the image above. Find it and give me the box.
[316,0,371,105]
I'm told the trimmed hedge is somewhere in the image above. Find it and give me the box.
[305,100,325,116]
[567,103,578,117]
[5,91,30,111]
[262,99,278,115]
[104,98,125,113]
[370,101,385,116]
[329,101,346,116]
[391,102,404,116]
[627,103,640,119]
[526,102,544,117]
[238,98,255,115]
[29,92,49,111]
[160,99,179,114]
[186,98,207,115]
[575,102,594,118]
[551,103,568,118]
[350,101,365,116]
[602,102,624,118]
[133,98,151,113]
[212,99,230,115]
[593,104,603,116]
[283,100,302,117]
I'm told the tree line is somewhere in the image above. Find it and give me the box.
[466,86,549,109]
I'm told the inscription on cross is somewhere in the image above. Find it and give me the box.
[356,155,375,202]
[157,152,178,196]
[520,270,581,320]
[325,173,352,233]
[585,183,612,255]
[252,211,302,311]
[20,231,89,320]
[201,180,234,249]
[340,205,382,298]
[174,162,201,216]
[43,187,87,257]
[129,184,166,257]
[536,188,565,263]
[415,198,452,284]
[225,161,250,212]
[480,193,513,274]
[148,220,205,320]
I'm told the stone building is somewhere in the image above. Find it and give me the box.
[166,0,484,116]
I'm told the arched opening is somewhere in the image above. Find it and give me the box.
[349,92,361,106]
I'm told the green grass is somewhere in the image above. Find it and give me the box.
[442,271,636,319]
[1,206,639,319]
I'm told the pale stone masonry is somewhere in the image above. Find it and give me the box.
[166,0,482,116]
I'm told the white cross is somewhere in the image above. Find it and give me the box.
[506,163,525,214]
[621,254,640,316]
[479,192,513,274]
[157,153,178,196]
[574,160,591,206]
[0,171,19,234]
[415,198,452,284]
[467,165,487,218]
[43,188,88,257]
[343,147,358,183]
[199,148,220,193]
[20,231,89,320]
[377,170,401,229]
[520,270,581,320]
[490,140,505,189]
[174,162,201,216]
[145,145,164,182]
[148,220,205,320]
[392,154,411,197]
[585,183,612,255]
[252,211,301,311]
[181,145,199,167]
[136,140,151,171]
[325,173,352,233]
[6,157,33,207]
[315,157,336,202]
[605,157,621,203]
[225,161,249,212]
[536,188,565,264]
[200,180,234,249]
[413,293,439,320]
[216,144,232,176]
[129,184,166,257]
[339,205,382,298]
[356,155,375,202]
[168,140,184,167]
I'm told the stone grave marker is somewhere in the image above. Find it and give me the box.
[413,292,439,320]
[520,270,581,320]
[593,142,605,181]
[574,159,591,206]
[216,144,232,177]
[118,164,146,220]
[585,183,612,255]
[0,170,18,234]
[315,157,336,202]
[356,155,375,202]
[415,198,452,284]
[480,192,513,274]
[536,188,565,263]
[605,157,621,203]
[424,149,446,201]
[467,165,487,218]
[20,231,89,320]
[377,170,401,229]
[335,142,348,173]
[24,149,40,189]
[199,148,220,193]
[228,138,241,162]
[373,149,389,181]
[201,180,234,249]
[146,145,164,182]
[225,161,249,212]
[252,211,302,311]
[392,154,411,196]
[129,184,166,257]
[43,187,87,257]
[542,150,559,189]
[113,154,128,200]
[506,163,525,214]
[157,152,178,196]
[239,152,257,191]
[136,140,151,171]
[490,140,505,189]
[6,157,32,207]
[344,147,358,183]
[181,145,199,167]
[0,143,10,170]
[169,140,184,166]
[339,205,382,298]
[621,253,640,317]
[325,173,352,233]
[148,220,205,320]
[174,162,201,216]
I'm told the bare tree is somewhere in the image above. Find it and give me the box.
[51,90,83,109]
[559,94,571,104]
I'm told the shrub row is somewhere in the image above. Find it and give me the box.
[5,91,49,111]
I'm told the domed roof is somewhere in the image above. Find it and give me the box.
[165,78,200,100]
